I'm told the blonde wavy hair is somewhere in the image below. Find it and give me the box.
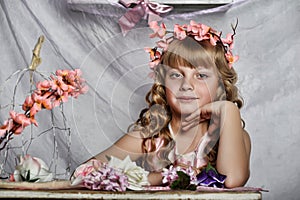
[132,36,243,171]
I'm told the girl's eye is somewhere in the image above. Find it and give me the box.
[169,72,183,79]
[196,73,208,79]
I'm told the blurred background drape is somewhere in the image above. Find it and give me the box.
[0,0,299,199]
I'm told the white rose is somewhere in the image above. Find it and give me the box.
[12,155,53,182]
[108,156,150,190]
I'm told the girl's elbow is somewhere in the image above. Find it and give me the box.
[224,171,250,188]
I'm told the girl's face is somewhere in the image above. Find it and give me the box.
[165,65,220,116]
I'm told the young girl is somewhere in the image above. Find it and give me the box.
[73,20,251,188]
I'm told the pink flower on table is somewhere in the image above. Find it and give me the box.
[149,21,167,39]
[71,159,103,186]
[0,119,13,137]
[83,164,128,191]
[174,24,187,40]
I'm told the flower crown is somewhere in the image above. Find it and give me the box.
[145,20,239,78]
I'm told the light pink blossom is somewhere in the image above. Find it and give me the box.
[149,21,167,39]
[174,24,187,40]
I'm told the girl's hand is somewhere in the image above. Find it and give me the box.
[181,101,233,134]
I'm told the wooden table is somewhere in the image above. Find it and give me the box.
[0,189,262,199]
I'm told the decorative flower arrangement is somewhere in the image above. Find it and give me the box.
[0,69,88,151]
[162,165,198,190]
[83,163,129,191]
[145,20,239,78]
[196,163,226,188]
[9,155,53,183]
[162,163,226,190]
[71,156,150,191]
[107,156,150,190]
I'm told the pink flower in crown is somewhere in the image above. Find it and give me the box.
[225,52,239,68]
[222,33,234,50]
[0,119,13,137]
[188,21,210,41]
[149,21,167,39]
[209,34,219,46]
[156,38,169,51]
[144,47,161,69]
[174,24,187,40]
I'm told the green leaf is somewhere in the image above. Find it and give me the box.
[170,171,196,190]
[20,174,26,181]
[26,170,30,181]
[28,178,40,182]
[186,184,197,191]
[206,163,217,173]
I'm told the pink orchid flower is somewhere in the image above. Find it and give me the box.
[149,21,167,39]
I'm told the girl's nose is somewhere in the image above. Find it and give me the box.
[180,78,193,91]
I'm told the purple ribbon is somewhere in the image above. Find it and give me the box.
[118,0,173,35]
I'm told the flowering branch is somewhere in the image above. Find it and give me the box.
[0,69,88,151]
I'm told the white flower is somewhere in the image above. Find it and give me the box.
[108,155,150,190]
[11,155,53,182]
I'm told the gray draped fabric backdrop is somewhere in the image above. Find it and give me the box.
[0,0,299,199]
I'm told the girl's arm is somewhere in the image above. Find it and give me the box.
[92,131,144,162]
[200,101,251,188]
[79,131,164,186]
[183,101,251,188]
[215,101,251,188]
